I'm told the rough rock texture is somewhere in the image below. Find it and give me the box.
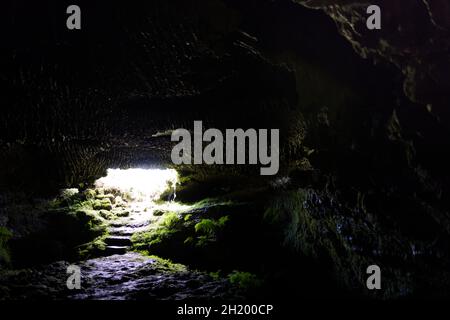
[71,253,241,301]
[270,0,450,297]
[295,0,450,109]
[0,0,296,193]
[1,0,450,299]
[0,253,241,300]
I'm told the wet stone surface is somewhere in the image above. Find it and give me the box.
[1,252,241,300]
[70,253,239,300]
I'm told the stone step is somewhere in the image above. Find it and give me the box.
[109,229,134,236]
[109,225,153,236]
[105,236,132,247]
[110,221,129,228]
[104,246,130,255]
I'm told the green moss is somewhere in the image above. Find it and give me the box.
[195,216,229,234]
[83,189,96,200]
[49,188,96,210]
[47,192,96,214]
[264,189,390,295]
[77,233,109,259]
[264,189,310,251]
[95,193,114,200]
[228,271,263,290]
[132,206,231,252]
[159,212,180,228]
[132,226,176,250]
[193,216,229,247]
[194,219,216,235]
[191,198,234,209]
[184,236,194,245]
[112,209,130,217]
[152,209,166,216]
[131,212,187,254]
[0,227,13,266]
[149,255,187,272]
[195,235,211,247]
[1,189,113,265]
[75,209,106,228]
[132,195,235,266]
[217,215,229,227]
[209,270,222,280]
[98,209,115,220]
[137,252,187,273]
[93,198,112,210]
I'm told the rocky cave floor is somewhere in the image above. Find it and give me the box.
[1,253,240,300]
[0,186,252,301]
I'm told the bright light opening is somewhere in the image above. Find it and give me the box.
[94,168,178,201]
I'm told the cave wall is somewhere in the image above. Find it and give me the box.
[1,0,297,193]
[296,0,450,108]
[270,0,450,298]
[1,0,450,298]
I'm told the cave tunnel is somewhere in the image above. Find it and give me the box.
[1,0,450,310]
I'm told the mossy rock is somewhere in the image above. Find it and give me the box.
[9,207,108,266]
[83,189,96,201]
[78,236,108,259]
[60,188,79,199]
[113,209,130,217]
[93,198,112,210]
[146,255,187,273]
[228,271,263,291]
[54,189,85,207]
[153,209,167,216]
[75,209,106,230]
[99,210,115,220]
[0,227,13,266]
[95,194,115,201]
[131,212,184,252]
[76,209,98,221]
